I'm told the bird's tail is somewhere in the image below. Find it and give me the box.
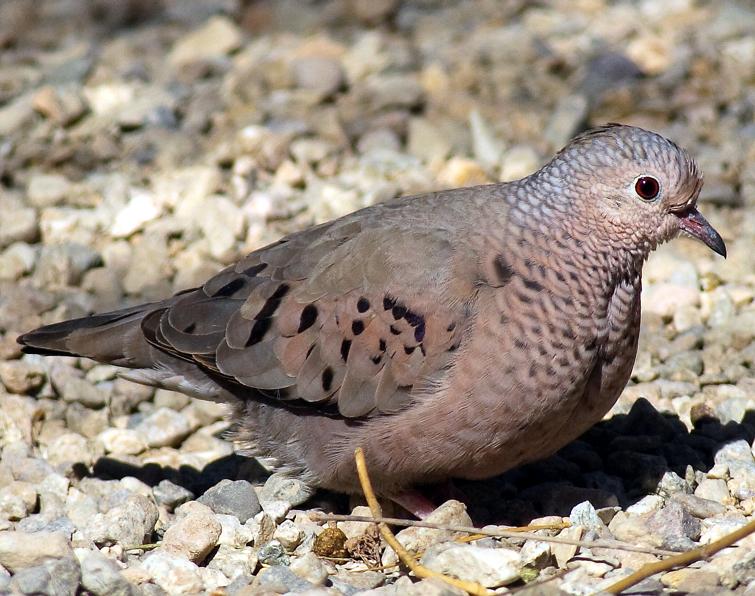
[17,302,160,368]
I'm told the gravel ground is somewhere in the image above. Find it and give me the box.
[0,0,754,594]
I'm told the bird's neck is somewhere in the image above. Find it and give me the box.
[498,176,649,293]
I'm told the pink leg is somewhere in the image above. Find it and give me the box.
[391,489,438,519]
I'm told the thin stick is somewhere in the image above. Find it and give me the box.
[354,448,493,596]
[310,513,677,557]
[601,517,755,594]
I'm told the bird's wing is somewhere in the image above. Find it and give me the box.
[144,200,481,418]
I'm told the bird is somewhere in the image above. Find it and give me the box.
[18,124,726,517]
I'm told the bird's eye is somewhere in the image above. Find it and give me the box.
[634,176,660,200]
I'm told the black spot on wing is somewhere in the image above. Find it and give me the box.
[351,320,364,335]
[322,367,334,392]
[247,318,272,346]
[212,278,246,297]
[255,284,290,320]
[340,339,351,362]
[392,304,407,320]
[298,304,318,332]
[357,297,370,313]
[244,263,268,276]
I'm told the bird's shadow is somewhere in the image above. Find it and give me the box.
[90,398,754,525]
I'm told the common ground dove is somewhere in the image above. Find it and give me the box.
[19,125,726,511]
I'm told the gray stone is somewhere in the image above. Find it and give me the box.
[570,501,607,533]
[672,493,727,519]
[76,547,135,596]
[253,565,315,593]
[152,480,194,511]
[10,557,80,596]
[16,515,76,537]
[197,479,261,523]
[257,540,290,566]
[646,502,701,551]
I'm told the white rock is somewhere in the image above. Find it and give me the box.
[552,525,584,568]
[469,109,504,166]
[216,514,255,548]
[261,499,291,524]
[273,520,303,551]
[500,145,540,182]
[26,173,72,208]
[134,407,192,448]
[45,432,99,467]
[290,551,328,586]
[643,283,700,318]
[626,494,665,515]
[140,551,203,595]
[0,481,37,520]
[0,531,73,572]
[206,544,257,580]
[169,16,242,66]
[97,428,147,455]
[111,190,162,238]
[421,543,521,588]
[382,500,472,566]
[199,196,245,261]
[161,511,222,563]
[0,241,36,280]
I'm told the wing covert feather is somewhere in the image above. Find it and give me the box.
[143,201,480,417]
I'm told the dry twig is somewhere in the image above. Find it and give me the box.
[354,447,493,596]
[311,512,677,557]
[601,517,755,594]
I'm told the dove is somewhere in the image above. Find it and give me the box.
[18,124,725,516]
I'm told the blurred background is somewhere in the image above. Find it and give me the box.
[0,1,753,593]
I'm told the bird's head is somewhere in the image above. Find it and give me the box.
[553,124,726,259]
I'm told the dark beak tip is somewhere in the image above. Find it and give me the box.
[676,208,727,259]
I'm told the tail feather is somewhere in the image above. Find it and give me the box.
[17,303,160,367]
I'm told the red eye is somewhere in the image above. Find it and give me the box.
[635,176,660,200]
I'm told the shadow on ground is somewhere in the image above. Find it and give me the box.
[90,398,755,525]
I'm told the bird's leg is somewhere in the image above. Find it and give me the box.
[391,489,438,519]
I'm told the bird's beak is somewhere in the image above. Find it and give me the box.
[675,207,727,258]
